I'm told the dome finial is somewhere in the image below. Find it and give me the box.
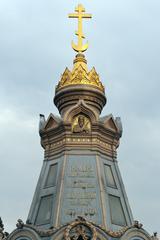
[68,4,92,53]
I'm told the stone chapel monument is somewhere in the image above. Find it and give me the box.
[1,4,156,240]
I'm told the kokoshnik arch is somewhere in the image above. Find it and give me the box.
[1,4,157,240]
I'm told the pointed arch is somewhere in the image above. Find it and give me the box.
[100,114,118,133]
[44,113,61,130]
[63,100,98,123]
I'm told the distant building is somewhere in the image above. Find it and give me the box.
[2,4,155,240]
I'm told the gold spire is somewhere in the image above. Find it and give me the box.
[68,4,92,53]
[55,5,104,93]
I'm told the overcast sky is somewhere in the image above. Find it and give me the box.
[0,0,160,235]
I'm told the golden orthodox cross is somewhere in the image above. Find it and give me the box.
[68,4,92,53]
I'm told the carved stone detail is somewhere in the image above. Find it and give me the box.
[72,115,91,134]
[63,100,97,123]
[16,219,24,229]
[64,219,97,240]
[97,221,145,238]
[133,220,143,229]
[0,218,9,240]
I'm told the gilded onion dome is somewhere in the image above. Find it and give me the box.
[56,53,105,93]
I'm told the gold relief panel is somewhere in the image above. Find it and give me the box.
[72,114,91,134]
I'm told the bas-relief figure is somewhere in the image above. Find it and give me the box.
[72,115,91,133]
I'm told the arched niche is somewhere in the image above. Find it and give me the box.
[63,100,98,124]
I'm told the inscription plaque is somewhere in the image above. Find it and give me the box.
[60,155,102,224]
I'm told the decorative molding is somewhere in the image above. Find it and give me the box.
[95,220,145,238]
[16,219,24,229]
[64,218,97,240]
[0,217,9,240]
[63,100,98,123]
[7,219,151,240]
[44,113,61,131]
[45,138,112,150]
